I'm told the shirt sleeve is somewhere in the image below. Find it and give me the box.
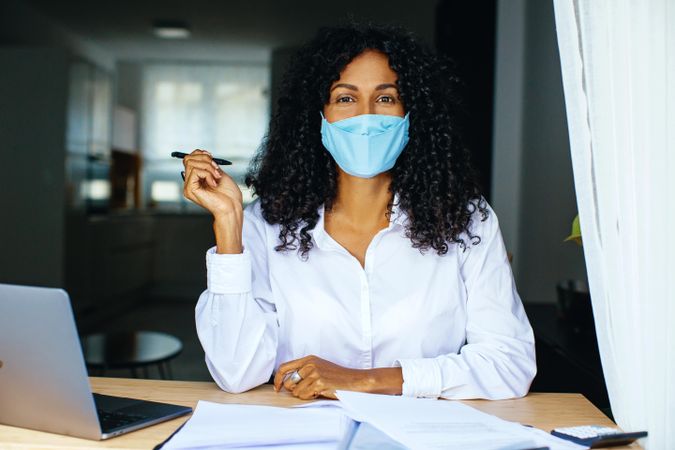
[195,201,279,393]
[395,202,536,400]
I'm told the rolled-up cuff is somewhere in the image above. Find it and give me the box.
[206,246,252,294]
[394,358,443,398]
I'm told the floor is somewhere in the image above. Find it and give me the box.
[86,297,212,382]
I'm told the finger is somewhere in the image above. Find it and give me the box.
[318,389,338,399]
[184,159,222,175]
[275,355,317,390]
[192,150,221,170]
[184,157,220,172]
[193,149,219,168]
[296,376,335,400]
[185,165,210,188]
[311,378,337,399]
[185,167,218,191]
[183,154,220,172]
[275,365,302,392]
[292,379,321,400]
[183,160,222,180]
[184,162,221,183]
[183,166,197,201]
[274,356,313,391]
[282,371,299,392]
[183,153,220,172]
[283,364,317,392]
[297,365,316,381]
[282,367,308,392]
[183,151,213,164]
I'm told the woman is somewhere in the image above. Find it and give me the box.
[182,23,536,400]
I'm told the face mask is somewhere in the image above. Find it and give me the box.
[320,112,410,178]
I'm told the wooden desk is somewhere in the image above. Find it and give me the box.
[0,377,641,449]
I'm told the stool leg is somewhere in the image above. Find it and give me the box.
[142,366,150,379]
[166,361,174,380]
[158,362,167,380]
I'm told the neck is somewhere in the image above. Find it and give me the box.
[329,168,393,229]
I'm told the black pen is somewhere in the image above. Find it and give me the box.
[171,151,232,166]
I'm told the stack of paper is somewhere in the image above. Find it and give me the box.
[334,390,586,450]
[160,401,352,450]
[160,393,587,450]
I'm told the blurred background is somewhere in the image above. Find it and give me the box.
[0,0,605,414]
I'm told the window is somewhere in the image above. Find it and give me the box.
[141,63,270,211]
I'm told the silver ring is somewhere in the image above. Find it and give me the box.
[288,370,302,384]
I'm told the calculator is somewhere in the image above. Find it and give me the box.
[551,425,647,448]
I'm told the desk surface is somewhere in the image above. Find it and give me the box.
[0,377,641,450]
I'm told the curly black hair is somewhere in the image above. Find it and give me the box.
[245,21,488,260]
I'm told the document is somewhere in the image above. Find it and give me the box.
[335,391,587,450]
[161,400,352,450]
[160,395,587,450]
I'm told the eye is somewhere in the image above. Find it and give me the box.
[377,95,396,103]
[336,95,355,103]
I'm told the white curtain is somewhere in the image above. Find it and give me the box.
[553,0,674,447]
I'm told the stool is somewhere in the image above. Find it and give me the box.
[81,331,183,379]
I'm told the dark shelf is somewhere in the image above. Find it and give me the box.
[525,303,611,417]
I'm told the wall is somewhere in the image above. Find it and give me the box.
[116,62,143,111]
[0,49,68,287]
[115,61,143,157]
[491,0,587,304]
[0,1,117,290]
[491,0,526,261]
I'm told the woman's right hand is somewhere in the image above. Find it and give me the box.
[182,149,244,254]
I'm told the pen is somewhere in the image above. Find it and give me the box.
[171,151,232,166]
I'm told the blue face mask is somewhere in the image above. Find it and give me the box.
[320,112,410,178]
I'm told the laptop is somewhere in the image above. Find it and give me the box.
[0,283,192,440]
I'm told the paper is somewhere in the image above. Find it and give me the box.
[335,390,587,450]
[346,422,410,450]
[161,400,353,450]
[161,395,588,450]
[293,399,342,408]
[293,399,367,422]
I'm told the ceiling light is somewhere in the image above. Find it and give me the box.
[153,20,191,39]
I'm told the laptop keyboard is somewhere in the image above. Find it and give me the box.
[97,409,148,431]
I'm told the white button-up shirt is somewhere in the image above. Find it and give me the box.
[196,196,536,399]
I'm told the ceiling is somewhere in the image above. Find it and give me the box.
[26,0,439,63]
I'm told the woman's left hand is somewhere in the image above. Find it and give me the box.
[273,355,367,400]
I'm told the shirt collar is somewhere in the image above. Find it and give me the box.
[312,192,407,251]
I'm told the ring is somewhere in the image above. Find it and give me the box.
[288,370,302,384]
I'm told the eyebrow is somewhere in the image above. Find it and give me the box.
[330,83,399,92]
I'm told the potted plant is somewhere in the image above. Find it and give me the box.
[558,215,593,333]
